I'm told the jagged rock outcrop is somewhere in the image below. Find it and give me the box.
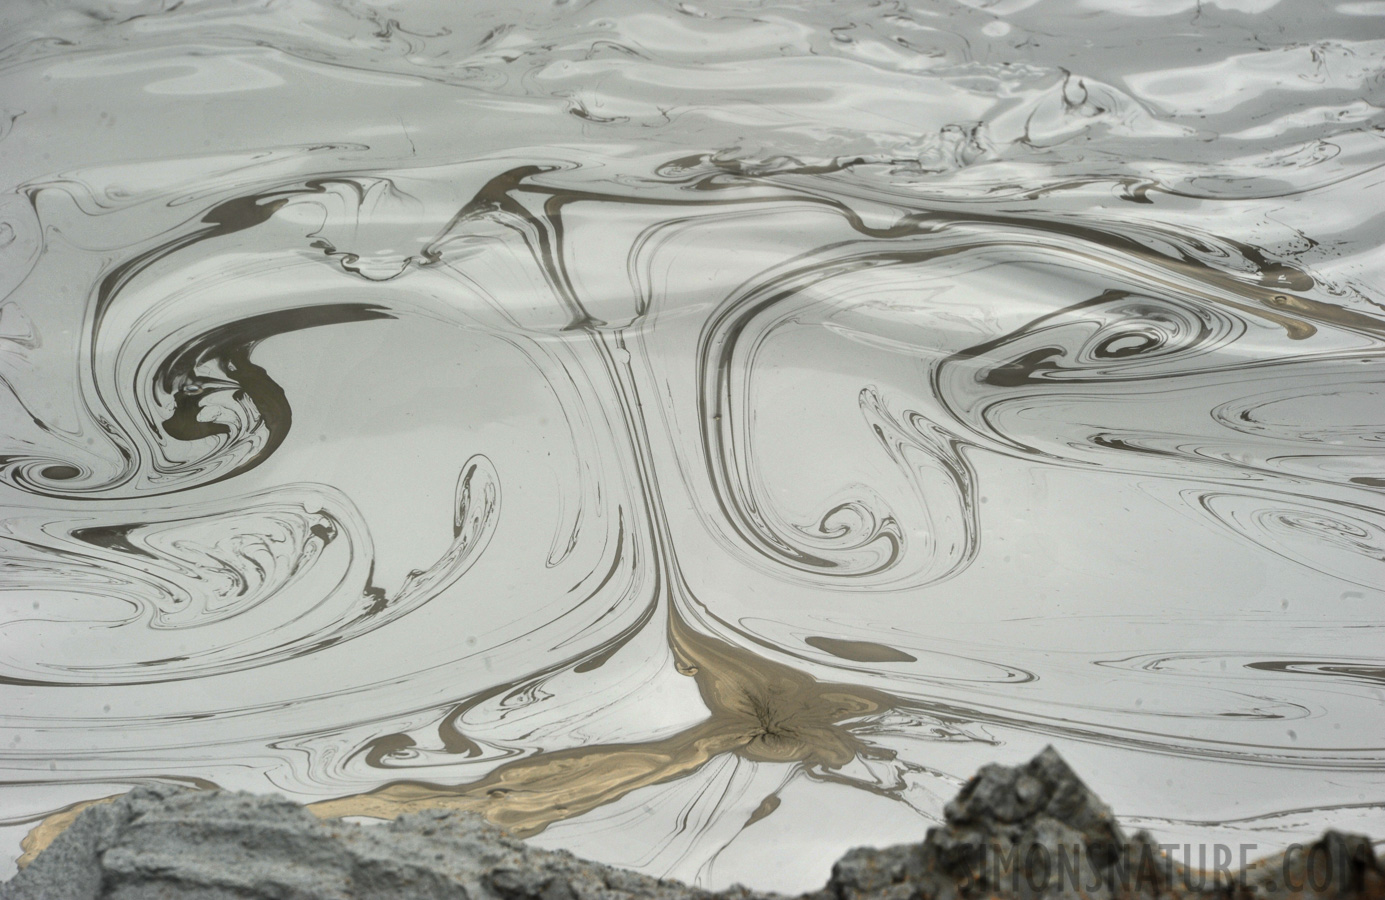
[817,747,1383,900]
[5,748,1380,900]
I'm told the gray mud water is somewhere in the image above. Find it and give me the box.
[1,0,1384,893]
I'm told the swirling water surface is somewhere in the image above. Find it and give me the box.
[1,0,1384,889]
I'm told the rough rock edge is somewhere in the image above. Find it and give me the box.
[3,748,1380,900]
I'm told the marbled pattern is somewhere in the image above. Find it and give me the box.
[0,0,1382,891]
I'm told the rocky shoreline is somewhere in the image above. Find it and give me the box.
[4,748,1380,900]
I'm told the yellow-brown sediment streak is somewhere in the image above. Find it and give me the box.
[309,612,895,833]
[17,794,123,869]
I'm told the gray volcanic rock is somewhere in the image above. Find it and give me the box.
[5,749,1381,900]
[2,786,712,900]
[820,746,1133,900]
[818,748,1383,900]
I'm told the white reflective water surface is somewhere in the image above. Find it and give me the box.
[1,0,1383,890]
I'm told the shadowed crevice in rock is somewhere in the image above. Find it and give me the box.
[5,748,1381,900]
